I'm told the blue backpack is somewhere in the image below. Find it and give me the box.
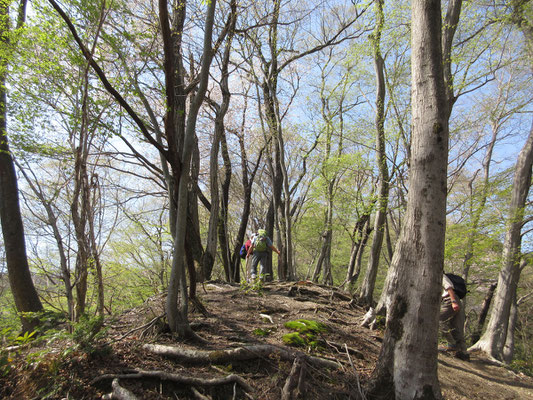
[239,244,247,259]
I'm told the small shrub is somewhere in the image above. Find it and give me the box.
[240,276,265,295]
[70,314,108,357]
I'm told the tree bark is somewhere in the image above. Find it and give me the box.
[469,122,533,361]
[203,2,237,282]
[359,1,389,306]
[470,281,496,344]
[164,0,217,336]
[0,0,43,333]
[366,1,448,398]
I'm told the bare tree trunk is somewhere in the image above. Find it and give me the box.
[470,122,533,361]
[366,1,448,398]
[312,181,334,285]
[164,0,217,336]
[218,128,233,281]
[462,125,498,285]
[470,282,497,344]
[358,0,389,307]
[345,203,374,289]
[503,289,518,364]
[202,3,236,282]
[16,163,74,321]
[228,105,264,280]
[187,141,204,290]
[71,63,93,320]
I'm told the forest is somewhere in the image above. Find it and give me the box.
[0,0,532,399]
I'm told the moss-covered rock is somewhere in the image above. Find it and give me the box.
[282,319,328,348]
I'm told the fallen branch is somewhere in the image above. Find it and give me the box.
[92,370,253,393]
[325,340,365,360]
[143,343,339,370]
[107,315,164,344]
[345,344,366,400]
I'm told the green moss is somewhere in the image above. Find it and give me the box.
[282,319,328,348]
[253,327,275,336]
[283,319,328,334]
[282,332,306,346]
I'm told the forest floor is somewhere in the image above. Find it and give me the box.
[1,280,533,399]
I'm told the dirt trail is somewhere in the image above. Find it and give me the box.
[2,280,533,399]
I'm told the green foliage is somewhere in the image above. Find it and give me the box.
[14,330,36,346]
[70,314,108,357]
[253,327,276,337]
[0,350,12,377]
[240,276,265,295]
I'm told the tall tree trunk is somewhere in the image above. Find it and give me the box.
[312,181,334,285]
[202,1,236,282]
[218,129,232,280]
[371,0,463,324]
[469,123,533,361]
[461,113,500,307]
[164,0,217,336]
[366,1,448,398]
[0,0,43,333]
[358,0,389,307]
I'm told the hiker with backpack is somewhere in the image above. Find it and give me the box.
[246,229,280,281]
[439,273,470,361]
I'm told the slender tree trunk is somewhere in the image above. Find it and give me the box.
[367,2,448,398]
[469,122,533,361]
[461,117,499,311]
[16,163,74,321]
[218,129,232,280]
[358,0,389,307]
[71,73,92,320]
[164,0,217,336]
[470,282,497,344]
[202,2,236,282]
[347,219,372,291]
[312,181,334,284]
[229,106,264,279]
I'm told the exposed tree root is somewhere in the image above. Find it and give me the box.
[102,378,139,400]
[93,370,253,394]
[281,355,307,400]
[143,343,340,369]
